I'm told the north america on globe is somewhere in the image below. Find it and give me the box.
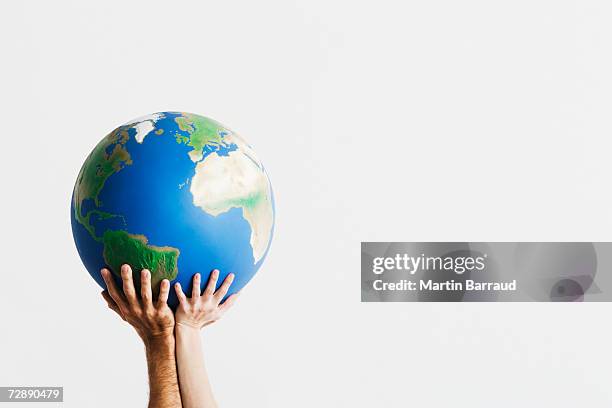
[71,112,275,307]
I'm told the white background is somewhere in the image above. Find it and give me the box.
[1,0,612,407]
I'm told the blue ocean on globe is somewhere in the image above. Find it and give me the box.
[71,112,275,308]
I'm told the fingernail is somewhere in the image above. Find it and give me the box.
[213,269,219,275]
[195,273,200,279]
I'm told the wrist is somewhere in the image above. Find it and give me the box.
[175,321,202,333]
[143,331,175,350]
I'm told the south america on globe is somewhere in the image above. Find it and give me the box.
[71,112,275,308]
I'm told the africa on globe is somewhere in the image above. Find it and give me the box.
[71,112,275,308]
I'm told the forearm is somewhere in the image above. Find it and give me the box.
[145,335,182,408]
[175,324,217,408]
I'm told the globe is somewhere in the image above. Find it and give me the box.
[71,112,275,308]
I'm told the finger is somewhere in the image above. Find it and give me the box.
[101,291,126,320]
[191,273,202,300]
[203,269,219,297]
[101,290,117,310]
[157,279,170,308]
[219,292,240,313]
[174,282,188,309]
[214,273,235,303]
[101,268,127,310]
[141,269,153,310]
[121,264,138,306]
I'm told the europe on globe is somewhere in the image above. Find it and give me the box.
[71,112,275,308]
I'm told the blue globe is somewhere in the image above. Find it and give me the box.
[71,112,275,308]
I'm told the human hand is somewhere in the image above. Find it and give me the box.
[174,270,239,330]
[101,264,175,345]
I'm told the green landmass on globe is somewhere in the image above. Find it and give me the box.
[102,230,180,294]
